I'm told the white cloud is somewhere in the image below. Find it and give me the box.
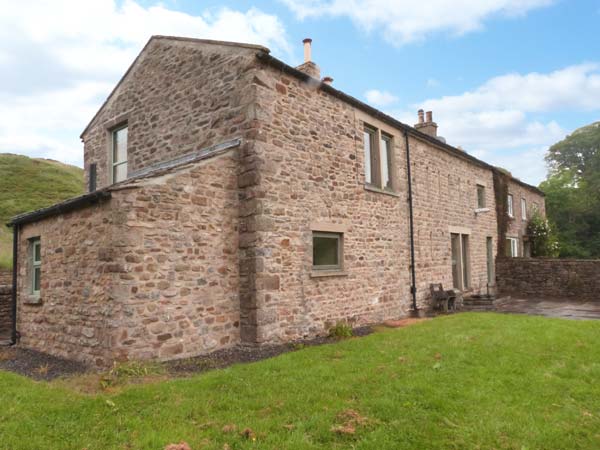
[421,64,600,113]
[365,89,399,107]
[0,0,291,166]
[387,63,600,184]
[282,0,553,45]
[426,78,440,88]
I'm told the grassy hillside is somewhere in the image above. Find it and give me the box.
[0,153,84,268]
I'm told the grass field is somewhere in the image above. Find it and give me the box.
[1,313,600,449]
[0,153,84,268]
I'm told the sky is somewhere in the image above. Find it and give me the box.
[1,0,600,185]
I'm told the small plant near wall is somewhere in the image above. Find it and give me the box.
[527,211,560,257]
[328,322,353,339]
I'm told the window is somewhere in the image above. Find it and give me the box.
[477,184,486,208]
[507,194,514,217]
[532,202,539,213]
[380,133,393,190]
[363,127,376,185]
[30,238,41,296]
[363,124,394,191]
[111,124,128,183]
[521,198,527,220]
[451,233,470,290]
[312,232,343,271]
[486,237,494,284]
[506,237,519,257]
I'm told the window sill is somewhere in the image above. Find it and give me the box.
[364,185,400,198]
[23,295,42,306]
[474,207,490,214]
[310,270,348,279]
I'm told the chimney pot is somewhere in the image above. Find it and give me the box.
[415,109,438,137]
[303,38,312,63]
[322,76,333,85]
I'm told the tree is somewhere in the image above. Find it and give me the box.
[541,122,600,258]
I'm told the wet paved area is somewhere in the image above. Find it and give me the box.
[495,297,600,320]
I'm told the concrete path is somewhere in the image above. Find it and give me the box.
[495,297,600,320]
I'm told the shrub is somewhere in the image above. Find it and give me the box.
[527,211,560,257]
[328,322,353,339]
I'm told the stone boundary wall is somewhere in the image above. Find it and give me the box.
[0,269,12,336]
[497,257,600,299]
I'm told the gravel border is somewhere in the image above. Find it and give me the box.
[0,346,89,381]
[0,326,373,381]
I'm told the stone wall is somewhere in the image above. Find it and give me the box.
[17,199,121,365]
[497,257,600,299]
[505,179,546,256]
[16,151,241,365]
[0,269,12,338]
[82,37,259,191]
[238,61,500,343]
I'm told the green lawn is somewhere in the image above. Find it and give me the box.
[1,313,600,449]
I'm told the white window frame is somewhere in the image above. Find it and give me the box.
[380,132,393,191]
[507,194,514,218]
[507,237,519,258]
[521,198,527,220]
[111,124,128,183]
[31,238,41,296]
[363,124,394,191]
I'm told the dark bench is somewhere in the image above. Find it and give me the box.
[430,283,457,313]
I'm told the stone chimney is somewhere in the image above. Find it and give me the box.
[415,109,438,137]
[295,38,321,80]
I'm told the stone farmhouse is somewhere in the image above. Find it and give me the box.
[6,36,545,366]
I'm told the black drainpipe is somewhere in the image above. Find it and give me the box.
[404,131,418,312]
[10,225,18,345]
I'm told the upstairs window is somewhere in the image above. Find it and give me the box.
[507,194,514,218]
[312,232,343,271]
[111,124,128,183]
[30,238,41,296]
[363,124,394,191]
[363,126,377,185]
[380,133,393,190]
[521,198,527,220]
[477,184,486,208]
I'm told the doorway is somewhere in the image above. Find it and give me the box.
[451,232,470,290]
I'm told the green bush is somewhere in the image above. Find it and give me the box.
[328,322,353,339]
[527,211,560,257]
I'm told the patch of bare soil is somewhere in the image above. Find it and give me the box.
[0,346,89,380]
[382,318,429,328]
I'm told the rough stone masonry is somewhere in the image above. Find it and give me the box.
[10,36,545,365]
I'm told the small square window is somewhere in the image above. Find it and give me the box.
[312,232,343,271]
[30,238,41,296]
[477,185,486,208]
[111,124,128,183]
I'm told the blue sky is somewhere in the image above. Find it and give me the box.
[1,0,599,184]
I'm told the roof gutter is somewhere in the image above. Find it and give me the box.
[255,51,544,197]
[8,190,112,227]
